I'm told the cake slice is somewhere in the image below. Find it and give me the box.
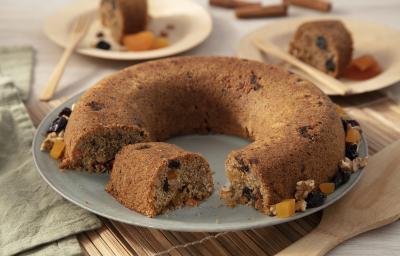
[289,20,353,77]
[105,142,213,217]
[99,0,147,43]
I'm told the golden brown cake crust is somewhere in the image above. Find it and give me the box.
[289,20,353,77]
[64,56,345,206]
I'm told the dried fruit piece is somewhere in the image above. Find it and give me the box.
[306,191,325,208]
[332,170,350,188]
[167,170,177,180]
[346,143,359,160]
[58,107,72,117]
[275,199,296,218]
[162,178,169,192]
[319,182,335,194]
[50,140,65,160]
[316,36,327,50]
[152,37,169,49]
[96,40,111,50]
[342,55,382,80]
[345,126,361,144]
[47,116,68,133]
[168,159,180,169]
[325,58,336,72]
[123,31,155,51]
[242,187,254,201]
[186,198,198,207]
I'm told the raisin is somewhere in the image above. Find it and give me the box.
[332,170,351,188]
[47,116,68,133]
[316,36,327,50]
[235,156,250,173]
[96,40,111,50]
[58,107,72,117]
[325,58,336,72]
[250,71,262,90]
[305,191,326,208]
[96,32,104,38]
[345,143,359,160]
[242,187,254,201]
[168,159,180,169]
[163,178,169,192]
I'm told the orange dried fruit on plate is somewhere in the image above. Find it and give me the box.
[345,127,361,144]
[50,140,65,160]
[123,31,155,51]
[352,55,377,71]
[319,182,335,194]
[152,37,169,49]
[275,199,295,218]
[342,54,382,81]
[186,198,198,207]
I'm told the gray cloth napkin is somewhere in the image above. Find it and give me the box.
[0,47,101,256]
[0,46,33,101]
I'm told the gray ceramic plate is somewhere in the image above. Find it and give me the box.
[32,92,368,232]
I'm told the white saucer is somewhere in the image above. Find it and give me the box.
[44,0,212,60]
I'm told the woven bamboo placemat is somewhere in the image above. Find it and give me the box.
[26,91,400,256]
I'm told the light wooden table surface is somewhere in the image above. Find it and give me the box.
[2,0,400,255]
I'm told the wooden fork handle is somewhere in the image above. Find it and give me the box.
[39,45,76,101]
[276,228,341,256]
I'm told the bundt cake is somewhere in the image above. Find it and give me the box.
[105,142,213,217]
[99,0,147,43]
[61,56,345,210]
[289,20,353,78]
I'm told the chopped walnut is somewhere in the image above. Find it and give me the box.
[339,157,353,172]
[71,104,76,111]
[295,200,307,212]
[40,132,57,151]
[268,205,276,216]
[295,179,315,200]
[339,156,368,173]
[352,156,368,172]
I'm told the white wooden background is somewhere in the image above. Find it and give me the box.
[1,0,400,255]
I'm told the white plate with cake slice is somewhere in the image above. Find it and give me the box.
[44,0,212,60]
[32,92,368,232]
[237,16,400,96]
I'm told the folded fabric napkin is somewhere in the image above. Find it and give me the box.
[0,47,101,256]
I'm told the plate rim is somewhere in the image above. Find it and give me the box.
[43,0,213,61]
[236,15,400,96]
[32,91,368,232]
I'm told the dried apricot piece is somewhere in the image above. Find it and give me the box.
[342,55,382,80]
[345,127,361,144]
[275,199,295,218]
[186,198,198,207]
[352,55,377,71]
[152,37,169,49]
[50,140,65,160]
[123,31,155,51]
[319,183,335,194]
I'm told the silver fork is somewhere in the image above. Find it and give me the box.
[40,13,93,101]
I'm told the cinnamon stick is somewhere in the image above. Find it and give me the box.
[235,4,287,19]
[285,0,331,12]
[209,0,260,9]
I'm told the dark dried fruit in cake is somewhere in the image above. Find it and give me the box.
[306,191,326,208]
[316,36,327,50]
[345,143,359,160]
[58,107,72,117]
[325,58,336,72]
[168,159,180,169]
[332,170,351,188]
[163,178,169,192]
[96,40,111,50]
[242,187,254,201]
[47,116,68,133]
[96,32,104,38]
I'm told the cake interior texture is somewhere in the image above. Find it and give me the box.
[105,143,213,217]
